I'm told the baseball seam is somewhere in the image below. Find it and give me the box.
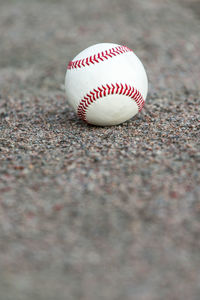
[67,45,132,70]
[77,83,145,122]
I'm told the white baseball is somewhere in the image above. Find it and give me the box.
[65,43,148,126]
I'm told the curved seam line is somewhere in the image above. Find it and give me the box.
[77,83,145,122]
[67,46,132,70]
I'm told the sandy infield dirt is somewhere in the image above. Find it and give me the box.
[0,0,200,299]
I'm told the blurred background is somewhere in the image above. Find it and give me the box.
[0,0,199,299]
[1,0,199,93]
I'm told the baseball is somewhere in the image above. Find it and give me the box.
[65,43,148,126]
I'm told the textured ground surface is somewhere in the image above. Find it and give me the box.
[0,0,200,299]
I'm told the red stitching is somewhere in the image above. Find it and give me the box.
[77,83,145,122]
[67,45,132,70]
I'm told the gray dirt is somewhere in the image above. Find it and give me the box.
[0,0,200,299]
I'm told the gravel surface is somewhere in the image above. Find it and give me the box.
[0,0,200,299]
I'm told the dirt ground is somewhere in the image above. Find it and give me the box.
[0,0,200,299]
